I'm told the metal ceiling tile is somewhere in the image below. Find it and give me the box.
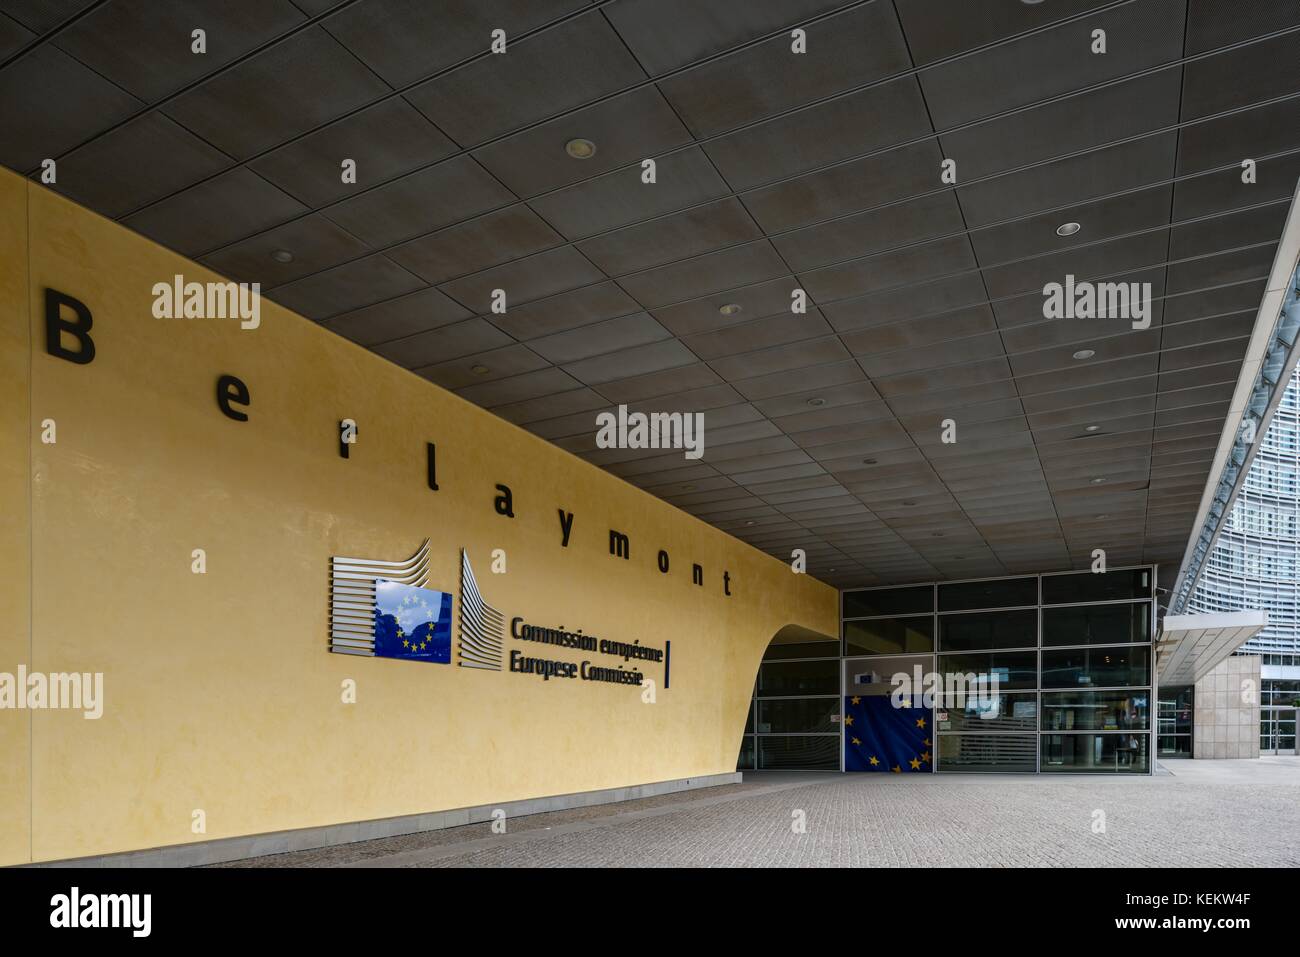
[920,0,1184,130]
[1170,202,1290,261]
[526,146,729,240]
[602,0,847,76]
[387,204,561,284]
[202,213,370,286]
[487,281,641,340]
[798,235,978,303]
[53,0,306,102]
[650,275,798,336]
[0,12,33,60]
[528,312,671,364]
[122,168,306,257]
[490,387,610,425]
[471,85,693,196]
[267,252,424,319]
[683,309,831,360]
[0,43,142,171]
[731,357,865,401]
[372,316,513,367]
[1174,152,1300,224]
[453,365,583,407]
[983,232,1170,303]
[562,338,697,386]
[577,197,762,275]
[321,286,471,346]
[1177,98,1300,175]
[418,344,552,392]
[1181,31,1300,121]
[595,362,723,404]
[248,96,457,208]
[775,191,966,273]
[53,112,229,219]
[822,272,987,332]
[617,240,788,309]
[403,11,645,146]
[841,304,995,356]
[894,0,1113,66]
[859,333,1009,378]
[702,76,933,191]
[438,244,606,312]
[323,0,587,88]
[324,154,514,248]
[958,134,1179,228]
[162,27,389,160]
[657,1,910,138]
[709,336,849,381]
[1,0,93,32]
[742,140,944,234]
[939,69,1182,182]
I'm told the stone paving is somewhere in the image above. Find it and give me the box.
[215,761,1300,868]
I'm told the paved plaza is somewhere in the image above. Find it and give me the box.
[217,759,1300,868]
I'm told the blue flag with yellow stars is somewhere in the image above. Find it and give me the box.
[844,695,933,773]
[373,580,452,663]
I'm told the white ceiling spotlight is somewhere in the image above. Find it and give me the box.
[718,303,743,316]
[1073,349,1096,360]
[564,138,596,160]
[1056,221,1082,237]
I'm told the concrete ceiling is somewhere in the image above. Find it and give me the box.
[3,0,1299,588]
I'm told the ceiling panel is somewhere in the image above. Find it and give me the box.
[5,0,1295,587]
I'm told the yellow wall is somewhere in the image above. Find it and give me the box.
[0,168,836,864]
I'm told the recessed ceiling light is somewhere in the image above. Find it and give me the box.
[271,249,294,263]
[902,500,917,506]
[1072,349,1096,360]
[1056,221,1082,237]
[1085,424,1100,432]
[1096,514,1110,520]
[862,457,877,465]
[681,484,696,491]
[744,520,756,526]
[564,138,596,160]
[470,364,490,375]
[807,397,826,407]
[828,567,837,572]
[718,303,743,317]
[1090,477,1107,485]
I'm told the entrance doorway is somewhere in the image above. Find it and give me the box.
[1261,707,1298,755]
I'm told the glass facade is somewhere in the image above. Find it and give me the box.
[737,639,840,772]
[1189,364,1300,749]
[739,567,1157,774]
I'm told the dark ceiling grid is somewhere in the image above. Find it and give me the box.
[2,0,1298,588]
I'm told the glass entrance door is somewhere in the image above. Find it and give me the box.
[1260,708,1297,755]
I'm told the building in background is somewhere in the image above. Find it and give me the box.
[1189,364,1300,754]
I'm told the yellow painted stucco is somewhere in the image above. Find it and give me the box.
[0,168,837,864]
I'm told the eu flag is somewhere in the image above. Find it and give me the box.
[373,580,452,664]
[843,695,933,773]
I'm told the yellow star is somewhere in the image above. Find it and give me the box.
[909,758,921,770]
[898,698,909,709]
[397,628,404,638]
[850,696,861,705]
[851,737,861,746]
[420,640,428,651]
[844,714,854,726]
[869,756,879,766]
[923,737,931,747]
[922,751,931,763]
[402,639,410,649]
[891,765,901,773]
[915,716,926,728]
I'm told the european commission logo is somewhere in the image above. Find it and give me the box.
[328,539,452,664]
[457,549,504,671]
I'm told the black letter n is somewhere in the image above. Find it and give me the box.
[45,289,95,364]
